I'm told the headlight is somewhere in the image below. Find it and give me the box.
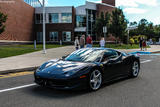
[36,68,40,72]
[64,72,73,77]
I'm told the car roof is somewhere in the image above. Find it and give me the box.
[79,48,117,51]
[79,48,124,54]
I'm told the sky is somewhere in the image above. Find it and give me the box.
[44,0,160,25]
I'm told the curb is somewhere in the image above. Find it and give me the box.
[129,50,160,55]
[0,67,39,75]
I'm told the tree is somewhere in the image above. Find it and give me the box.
[0,11,7,34]
[110,8,128,42]
[137,19,148,36]
[130,21,137,26]
[146,22,155,38]
[94,12,111,39]
[129,21,138,36]
[105,12,111,29]
[128,18,160,42]
[154,25,160,38]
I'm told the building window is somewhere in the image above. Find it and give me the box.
[24,0,41,7]
[49,32,58,41]
[49,13,59,23]
[62,31,71,41]
[61,13,72,23]
[37,32,43,42]
[86,9,96,40]
[76,15,86,27]
[35,14,43,24]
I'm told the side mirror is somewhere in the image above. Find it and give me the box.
[102,59,114,65]
[62,56,67,59]
[62,54,69,59]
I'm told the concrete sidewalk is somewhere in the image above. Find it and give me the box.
[0,46,74,73]
[0,45,160,73]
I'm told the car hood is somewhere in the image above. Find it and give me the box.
[36,59,92,78]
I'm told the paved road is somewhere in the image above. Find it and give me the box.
[0,55,160,107]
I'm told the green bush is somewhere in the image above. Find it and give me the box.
[152,38,156,42]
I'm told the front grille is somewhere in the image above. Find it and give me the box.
[35,77,76,87]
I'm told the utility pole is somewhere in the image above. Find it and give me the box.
[42,0,46,54]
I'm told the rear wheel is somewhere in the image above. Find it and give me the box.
[131,61,140,77]
[89,70,102,91]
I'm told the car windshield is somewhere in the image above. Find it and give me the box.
[65,49,104,63]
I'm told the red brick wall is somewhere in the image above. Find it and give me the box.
[102,0,115,6]
[0,0,35,41]
[97,4,115,17]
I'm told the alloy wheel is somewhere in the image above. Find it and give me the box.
[89,70,102,91]
[132,61,139,77]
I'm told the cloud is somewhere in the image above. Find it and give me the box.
[86,0,101,3]
[116,0,159,7]
[116,0,138,7]
[152,16,160,25]
[124,8,147,14]
[135,0,158,7]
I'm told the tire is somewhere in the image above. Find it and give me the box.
[88,69,102,91]
[130,61,140,78]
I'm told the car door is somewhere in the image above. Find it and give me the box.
[121,53,133,75]
[102,50,123,81]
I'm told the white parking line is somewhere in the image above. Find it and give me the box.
[141,59,147,61]
[0,83,36,93]
[141,60,152,64]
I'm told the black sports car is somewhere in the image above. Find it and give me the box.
[34,48,140,91]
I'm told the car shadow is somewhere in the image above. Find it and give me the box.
[27,76,140,99]
[101,77,130,89]
[28,85,91,99]
[101,76,141,89]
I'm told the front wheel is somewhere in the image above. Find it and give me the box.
[130,61,140,78]
[89,70,102,91]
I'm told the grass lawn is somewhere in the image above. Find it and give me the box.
[0,44,65,58]
[93,44,150,49]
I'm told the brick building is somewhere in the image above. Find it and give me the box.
[0,0,115,42]
[0,0,37,41]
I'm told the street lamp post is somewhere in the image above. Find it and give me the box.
[42,0,46,54]
[103,26,107,40]
[127,30,130,44]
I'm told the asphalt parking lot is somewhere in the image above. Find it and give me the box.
[0,55,160,107]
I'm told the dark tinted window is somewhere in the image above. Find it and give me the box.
[102,50,119,62]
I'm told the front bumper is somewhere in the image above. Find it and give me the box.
[34,75,88,90]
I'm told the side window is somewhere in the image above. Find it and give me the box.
[102,50,119,62]
[109,50,119,59]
